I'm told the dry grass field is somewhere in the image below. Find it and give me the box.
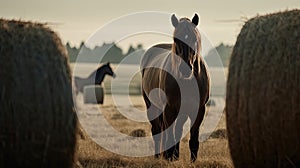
[76,95,233,168]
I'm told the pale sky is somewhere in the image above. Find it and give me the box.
[1,0,299,50]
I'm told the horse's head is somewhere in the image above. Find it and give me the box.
[171,13,201,78]
[95,62,116,84]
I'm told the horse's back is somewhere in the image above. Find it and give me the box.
[141,44,172,72]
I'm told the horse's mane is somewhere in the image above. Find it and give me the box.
[88,64,106,78]
[171,18,202,78]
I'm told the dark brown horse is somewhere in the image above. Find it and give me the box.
[74,62,115,94]
[141,14,210,162]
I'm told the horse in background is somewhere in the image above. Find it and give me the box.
[141,14,210,162]
[74,62,116,94]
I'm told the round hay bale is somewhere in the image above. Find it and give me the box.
[226,10,300,167]
[129,129,146,137]
[0,19,77,167]
[83,85,104,104]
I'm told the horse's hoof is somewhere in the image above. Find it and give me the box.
[163,154,178,162]
[173,151,179,160]
[163,154,172,161]
[172,156,179,161]
[190,155,197,163]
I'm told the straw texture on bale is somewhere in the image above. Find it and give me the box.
[84,85,104,104]
[0,19,77,168]
[226,10,300,167]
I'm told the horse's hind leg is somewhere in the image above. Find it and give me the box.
[189,105,205,162]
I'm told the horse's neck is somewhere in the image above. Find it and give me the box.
[88,69,106,84]
[97,73,106,84]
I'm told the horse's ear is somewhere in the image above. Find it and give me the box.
[192,13,199,26]
[171,14,178,28]
[106,62,110,66]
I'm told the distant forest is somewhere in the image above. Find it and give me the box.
[66,42,144,64]
[66,42,233,66]
[205,43,233,67]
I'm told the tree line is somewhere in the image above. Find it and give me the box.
[66,41,233,66]
[66,41,144,64]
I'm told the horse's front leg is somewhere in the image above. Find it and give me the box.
[174,114,188,160]
[150,117,162,158]
[143,91,163,158]
[162,105,177,161]
[146,106,163,158]
[189,105,205,162]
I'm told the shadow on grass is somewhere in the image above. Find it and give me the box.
[195,159,232,168]
[79,157,233,168]
[79,158,131,168]
[78,157,168,168]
